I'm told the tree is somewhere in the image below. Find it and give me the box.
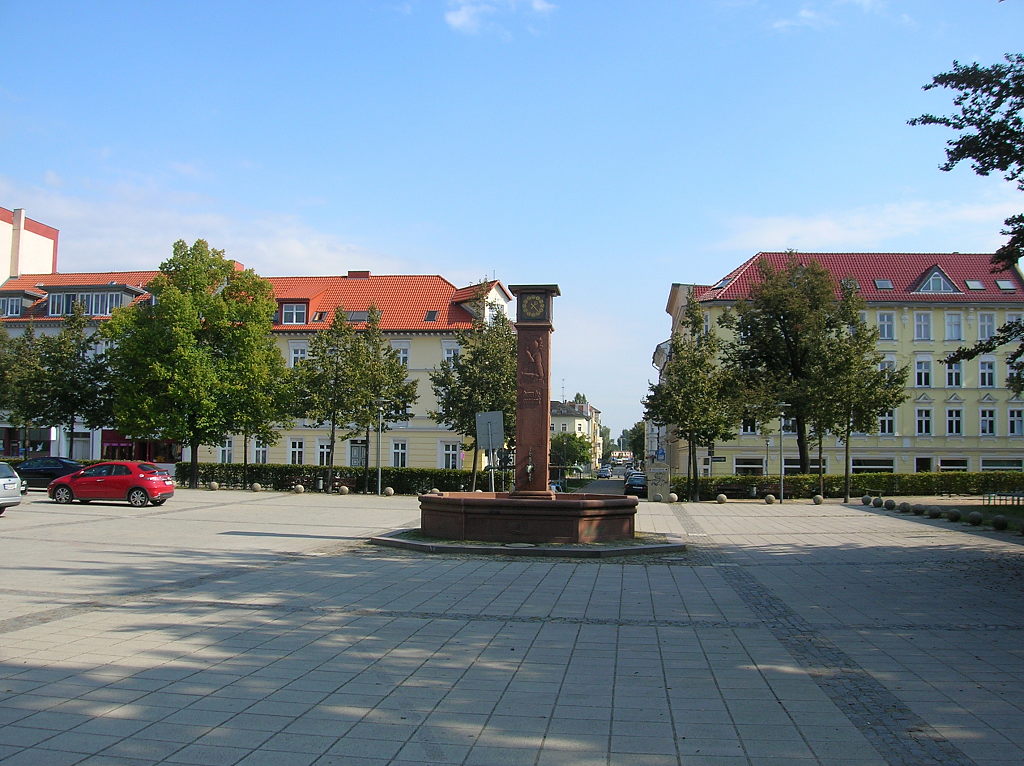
[573,392,587,404]
[550,432,591,479]
[292,306,361,491]
[103,239,285,488]
[2,325,49,455]
[429,293,516,489]
[910,53,1024,272]
[37,302,112,457]
[624,421,646,459]
[911,54,1024,389]
[644,291,744,500]
[600,425,613,461]
[721,256,860,473]
[349,305,419,493]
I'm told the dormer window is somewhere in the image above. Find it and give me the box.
[281,303,307,324]
[0,297,22,317]
[48,291,124,316]
[915,269,958,293]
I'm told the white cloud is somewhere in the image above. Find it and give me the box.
[771,7,834,31]
[717,196,1021,254]
[444,0,555,35]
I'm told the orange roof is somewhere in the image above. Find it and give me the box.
[698,252,1024,304]
[0,269,504,331]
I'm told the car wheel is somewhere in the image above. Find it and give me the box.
[128,488,150,508]
[53,486,74,504]
[151,499,166,506]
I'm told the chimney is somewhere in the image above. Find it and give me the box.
[8,208,26,280]
[347,270,371,279]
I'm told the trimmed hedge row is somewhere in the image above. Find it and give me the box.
[675,471,1024,500]
[174,462,514,495]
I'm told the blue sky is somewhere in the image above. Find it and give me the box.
[3,0,1022,437]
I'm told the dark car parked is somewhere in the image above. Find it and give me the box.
[16,457,84,489]
[624,472,648,498]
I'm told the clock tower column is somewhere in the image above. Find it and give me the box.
[508,284,561,497]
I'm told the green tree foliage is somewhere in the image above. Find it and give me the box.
[428,295,516,489]
[350,305,419,493]
[550,432,591,477]
[600,425,613,460]
[911,54,1024,390]
[2,325,49,453]
[644,291,743,500]
[292,306,361,491]
[37,303,113,455]
[102,239,286,488]
[721,256,865,473]
[624,421,646,459]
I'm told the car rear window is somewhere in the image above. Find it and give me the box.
[137,463,160,473]
[0,464,16,478]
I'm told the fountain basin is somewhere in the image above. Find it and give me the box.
[419,492,638,543]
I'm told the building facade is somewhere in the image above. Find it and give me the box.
[656,252,1024,476]
[550,400,603,468]
[0,260,512,469]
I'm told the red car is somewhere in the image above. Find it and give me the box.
[48,461,175,507]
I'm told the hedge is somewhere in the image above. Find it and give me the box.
[174,462,515,494]
[673,471,1024,500]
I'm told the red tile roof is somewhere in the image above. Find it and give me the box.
[698,252,1024,304]
[0,270,504,331]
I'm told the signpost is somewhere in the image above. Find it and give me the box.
[475,411,505,492]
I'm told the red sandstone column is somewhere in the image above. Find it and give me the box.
[508,285,560,498]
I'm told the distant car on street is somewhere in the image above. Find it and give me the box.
[597,466,612,479]
[16,457,84,489]
[0,462,25,514]
[624,472,648,498]
[48,461,175,507]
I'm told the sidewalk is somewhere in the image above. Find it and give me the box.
[1,490,1023,765]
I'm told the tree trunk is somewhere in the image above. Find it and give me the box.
[189,437,200,489]
[688,437,699,502]
[817,436,824,497]
[363,425,371,493]
[326,415,337,493]
[843,422,853,503]
[795,417,810,473]
[243,431,250,489]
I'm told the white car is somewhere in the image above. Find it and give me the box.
[0,462,25,515]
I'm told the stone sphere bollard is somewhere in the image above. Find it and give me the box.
[250,483,261,492]
[384,487,395,496]
[474,489,483,493]
[208,481,219,491]
[668,493,678,503]
[430,488,441,495]
[764,494,776,504]
[653,493,664,502]
[927,506,942,519]
[992,515,1009,531]
[967,510,983,526]
[861,495,872,506]
[897,501,911,513]
[883,499,896,511]
[872,496,883,508]
[338,485,349,495]
[946,508,961,522]
[715,493,727,504]
[812,494,823,505]
[293,484,305,494]
[912,504,925,515]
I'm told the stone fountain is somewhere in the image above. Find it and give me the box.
[419,284,637,544]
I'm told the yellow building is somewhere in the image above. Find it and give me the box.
[549,400,603,468]
[658,252,1024,476]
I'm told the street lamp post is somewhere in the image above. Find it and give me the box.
[778,403,790,503]
[376,404,383,496]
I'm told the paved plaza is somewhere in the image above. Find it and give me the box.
[1,489,1023,765]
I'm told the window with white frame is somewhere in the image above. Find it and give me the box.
[289,438,304,465]
[392,440,407,468]
[915,359,931,387]
[945,361,962,387]
[1010,408,1024,437]
[219,438,233,464]
[978,312,996,341]
[0,297,21,316]
[48,291,123,316]
[852,457,895,473]
[916,408,932,436]
[391,341,410,367]
[318,440,331,466]
[877,311,895,340]
[782,417,796,433]
[979,359,995,387]
[946,409,962,436]
[920,271,956,292]
[288,340,308,368]
[576,423,583,433]
[702,312,710,335]
[880,356,897,372]
[740,417,757,434]
[939,458,968,472]
[878,410,895,435]
[980,408,996,436]
[281,303,307,325]
[253,439,268,464]
[442,340,460,363]
[914,312,932,340]
[561,423,567,432]
[734,457,764,476]
[981,458,1023,471]
[1007,312,1023,327]
[442,442,460,470]
[944,312,962,341]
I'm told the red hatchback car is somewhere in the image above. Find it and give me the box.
[48,461,175,507]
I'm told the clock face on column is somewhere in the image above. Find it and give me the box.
[520,294,547,321]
